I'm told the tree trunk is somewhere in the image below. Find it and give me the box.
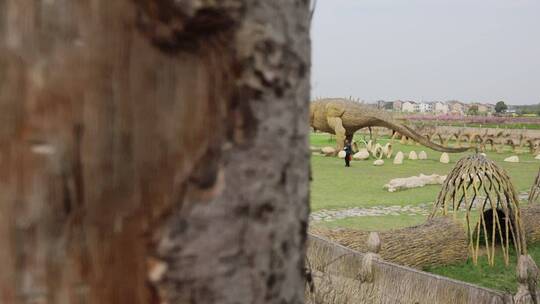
[0,1,310,303]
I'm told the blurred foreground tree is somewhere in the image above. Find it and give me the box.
[0,1,310,303]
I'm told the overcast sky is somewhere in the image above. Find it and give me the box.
[311,0,540,105]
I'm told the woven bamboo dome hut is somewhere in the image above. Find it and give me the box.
[430,153,527,266]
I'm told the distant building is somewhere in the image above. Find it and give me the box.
[447,100,465,115]
[476,104,488,113]
[375,99,493,114]
[377,100,394,111]
[462,103,471,113]
[507,105,517,114]
[392,100,403,112]
[418,102,433,113]
[402,101,416,112]
[434,102,449,113]
[468,102,495,114]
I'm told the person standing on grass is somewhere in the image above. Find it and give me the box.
[344,139,352,167]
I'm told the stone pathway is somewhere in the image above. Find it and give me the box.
[310,204,432,222]
[310,191,530,222]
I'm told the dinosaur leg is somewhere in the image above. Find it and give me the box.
[327,117,346,152]
[495,140,504,153]
[479,143,485,152]
[442,136,449,147]
[437,135,445,146]
[346,133,356,153]
[517,139,526,153]
[352,142,359,153]
[400,135,407,145]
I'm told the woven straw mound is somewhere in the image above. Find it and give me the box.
[310,217,468,269]
[522,204,540,244]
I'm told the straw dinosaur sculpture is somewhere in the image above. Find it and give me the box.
[310,98,469,153]
[412,126,540,154]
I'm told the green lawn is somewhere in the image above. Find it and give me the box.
[309,131,540,292]
[426,243,540,293]
[311,132,538,214]
[310,132,539,229]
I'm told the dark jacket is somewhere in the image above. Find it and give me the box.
[344,143,352,156]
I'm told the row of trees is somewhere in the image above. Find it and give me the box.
[515,103,540,116]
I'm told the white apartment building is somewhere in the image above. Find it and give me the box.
[418,102,433,113]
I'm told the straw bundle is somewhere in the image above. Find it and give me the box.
[310,217,468,268]
[522,204,540,244]
[430,153,526,266]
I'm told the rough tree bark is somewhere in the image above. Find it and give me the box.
[0,1,310,303]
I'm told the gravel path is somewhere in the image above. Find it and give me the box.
[310,191,530,222]
[310,204,432,222]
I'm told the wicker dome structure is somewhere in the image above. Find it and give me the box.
[430,153,527,266]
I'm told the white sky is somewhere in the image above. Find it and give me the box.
[311,0,540,105]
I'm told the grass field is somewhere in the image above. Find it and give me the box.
[426,244,540,293]
[310,132,538,230]
[309,131,540,291]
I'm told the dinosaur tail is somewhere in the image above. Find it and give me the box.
[375,119,469,153]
